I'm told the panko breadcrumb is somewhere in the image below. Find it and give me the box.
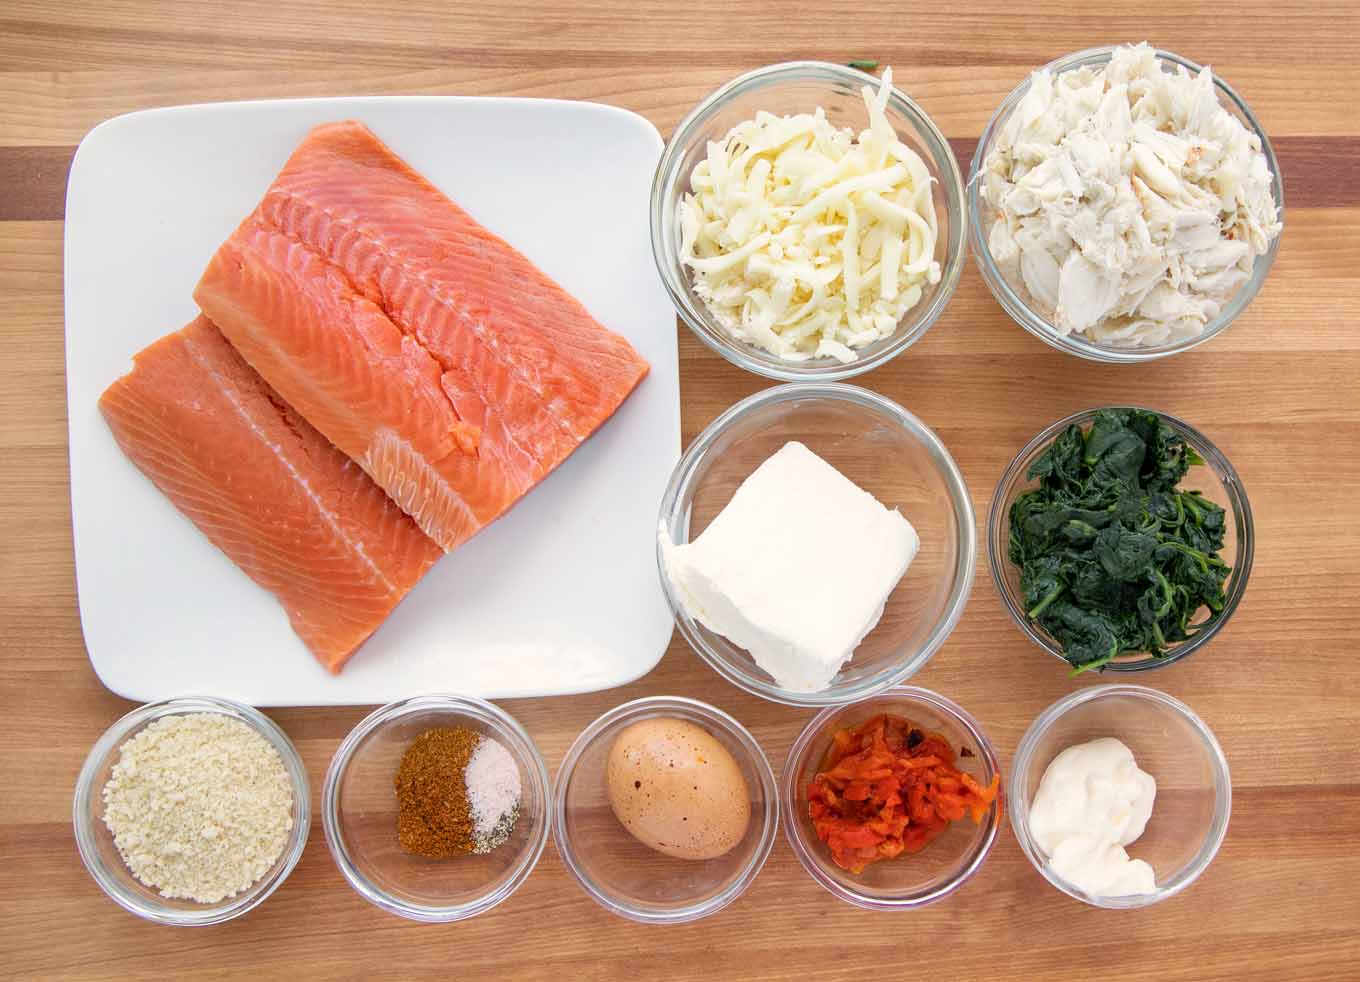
[101,713,294,904]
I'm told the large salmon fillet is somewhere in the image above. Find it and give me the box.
[99,316,442,673]
[195,120,650,552]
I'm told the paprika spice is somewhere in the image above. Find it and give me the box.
[395,726,480,858]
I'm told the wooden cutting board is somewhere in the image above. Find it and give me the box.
[2,2,1356,979]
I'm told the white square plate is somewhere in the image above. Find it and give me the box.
[65,97,679,706]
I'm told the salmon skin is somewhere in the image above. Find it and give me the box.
[195,120,650,552]
[99,317,442,673]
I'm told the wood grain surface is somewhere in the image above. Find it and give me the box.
[3,2,1359,979]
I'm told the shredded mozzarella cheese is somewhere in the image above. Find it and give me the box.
[680,68,942,363]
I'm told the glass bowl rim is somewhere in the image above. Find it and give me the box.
[986,405,1254,673]
[550,694,779,924]
[1007,683,1232,908]
[321,693,551,923]
[650,59,968,382]
[966,44,1285,363]
[72,695,311,927]
[780,684,1003,910]
[658,381,977,706]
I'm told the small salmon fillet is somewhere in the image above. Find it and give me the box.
[195,120,650,551]
[99,316,442,672]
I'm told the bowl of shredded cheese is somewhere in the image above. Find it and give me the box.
[968,44,1284,361]
[651,62,966,380]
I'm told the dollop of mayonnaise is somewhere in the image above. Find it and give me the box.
[1028,737,1157,898]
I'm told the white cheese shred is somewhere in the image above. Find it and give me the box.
[679,68,942,364]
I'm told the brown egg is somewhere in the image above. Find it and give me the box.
[605,717,751,861]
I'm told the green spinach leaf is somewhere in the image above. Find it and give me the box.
[1007,409,1232,672]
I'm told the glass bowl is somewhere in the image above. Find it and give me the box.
[1009,684,1231,908]
[651,61,966,381]
[72,696,310,926]
[967,46,1284,362]
[552,696,778,923]
[322,694,550,922]
[659,382,975,706]
[782,685,1002,909]
[988,406,1253,673]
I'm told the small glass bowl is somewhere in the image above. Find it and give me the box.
[552,696,778,923]
[782,685,1002,909]
[1009,684,1231,908]
[968,46,1284,362]
[651,61,966,381]
[322,694,550,922]
[72,696,310,926]
[659,382,975,706]
[988,406,1253,673]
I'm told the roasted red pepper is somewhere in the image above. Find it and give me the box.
[807,714,1000,873]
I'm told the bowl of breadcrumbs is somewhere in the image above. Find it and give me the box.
[73,696,310,926]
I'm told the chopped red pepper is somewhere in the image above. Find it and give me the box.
[807,714,1000,874]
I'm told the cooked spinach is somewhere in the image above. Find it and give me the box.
[1007,409,1231,673]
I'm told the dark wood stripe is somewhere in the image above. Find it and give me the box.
[947,136,1355,210]
[0,136,1351,223]
[1270,136,1359,210]
[949,137,980,173]
[0,146,75,221]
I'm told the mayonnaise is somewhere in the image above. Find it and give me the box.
[1028,737,1157,897]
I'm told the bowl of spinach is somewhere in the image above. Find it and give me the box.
[988,408,1253,674]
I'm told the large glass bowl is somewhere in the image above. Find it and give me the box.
[552,696,778,923]
[658,382,975,706]
[652,61,966,381]
[782,685,1002,909]
[322,694,550,922]
[988,407,1252,673]
[1009,685,1231,908]
[968,46,1284,362]
[72,696,310,926]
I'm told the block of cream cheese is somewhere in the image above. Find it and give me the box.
[660,441,919,692]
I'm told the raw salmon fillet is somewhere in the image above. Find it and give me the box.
[99,316,442,673]
[195,120,650,552]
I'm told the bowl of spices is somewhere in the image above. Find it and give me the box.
[322,694,549,922]
[553,696,778,923]
[989,407,1253,674]
[72,696,310,926]
[782,686,1002,909]
[1009,685,1231,908]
